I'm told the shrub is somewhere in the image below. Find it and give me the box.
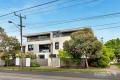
[16,52,36,59]
[31,60,40,67]
[58,50,72,64]
[89,58,99,67]
[98,55,110,67]
[25,52,36,59]
[5,59,15,66]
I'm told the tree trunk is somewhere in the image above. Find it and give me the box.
[85,56,89,68]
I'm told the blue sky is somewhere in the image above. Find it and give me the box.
[0,0,120,43]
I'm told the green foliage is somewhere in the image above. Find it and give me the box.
[15,52,25,58]
[91,46,114,67]
[58,50,71,65]
[63,28,102,68]
[105,38,120,61]
[98,46,114,67]
[4,59,14,66]
[102,46,114,60]
[16,52,36,59]
[25,52,36,59]
[0,27,20,65]
[98,55,110,67]
[31,60,40,67]
[115,63,120,68]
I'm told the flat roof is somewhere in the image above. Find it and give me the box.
[23,27,84,37]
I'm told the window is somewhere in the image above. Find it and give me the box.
[28,44,33,51]
[39,55,45,59]
[55,42,59,50]
[39,44,51,53]
[49,54,56,58]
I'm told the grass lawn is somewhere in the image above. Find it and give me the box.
[0,67,107,73]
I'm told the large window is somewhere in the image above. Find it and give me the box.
[39,44,51,53]
[28,44,33,51]
[55,42,59,50]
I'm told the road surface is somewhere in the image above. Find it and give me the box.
[0,70,119,80]
[0,72,105,80]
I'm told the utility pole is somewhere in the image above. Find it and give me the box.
[14,13,26,67]
[101,37,104,44]
[14,12,26,52]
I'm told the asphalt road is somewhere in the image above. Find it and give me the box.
[0,71,119,80]
[0,72,102,80]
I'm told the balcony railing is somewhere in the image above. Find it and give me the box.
[27,37,50,42]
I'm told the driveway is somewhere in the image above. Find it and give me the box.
[106,65,120,74]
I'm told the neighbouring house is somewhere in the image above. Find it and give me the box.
[24,28,82,67]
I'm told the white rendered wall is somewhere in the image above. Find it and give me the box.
[25,36,71,59]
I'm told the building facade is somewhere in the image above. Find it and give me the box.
[24,28,81,67]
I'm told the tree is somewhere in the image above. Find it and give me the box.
[63,28,102,68]
[105,38,120,62]
[0,27,20,66]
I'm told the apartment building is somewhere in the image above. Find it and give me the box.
[24,28,81,67]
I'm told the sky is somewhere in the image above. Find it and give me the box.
[0,0,120,43]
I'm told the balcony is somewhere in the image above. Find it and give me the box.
[27,34,50,42]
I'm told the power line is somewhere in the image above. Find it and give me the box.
[24,0,76,15]
[25,21,120,30]
[0,0,98,23]
[0,0,89,23]
[92,21,120,27]
[25,11,120,28]
[0,0,99,23]
[5,21,120,34]
[0,0,61,18]
[97,26,120,30]
[25,0,98,16]
[26,21,120,30]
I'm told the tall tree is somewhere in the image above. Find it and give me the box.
[0,27,20,65]
[105,38,120,61]
[63,28,102,68]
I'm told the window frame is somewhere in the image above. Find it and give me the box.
[55,42,59,50]
[28,44,34,51]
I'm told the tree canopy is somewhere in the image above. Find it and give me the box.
[63,28,102,68]
[105,38,120,61]
[0,27,20,66]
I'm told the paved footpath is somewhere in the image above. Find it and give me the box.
[0,70,119,80]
